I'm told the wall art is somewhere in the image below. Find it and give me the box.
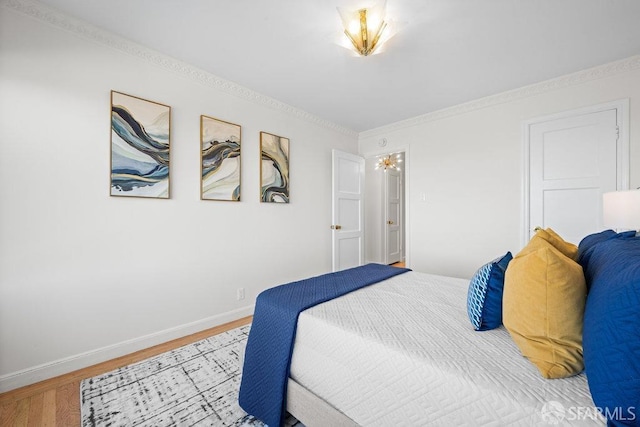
[260,131,289,203]
[110,91,171,198]
[201,115,241,201]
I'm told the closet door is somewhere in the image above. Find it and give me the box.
[526,101,627,245]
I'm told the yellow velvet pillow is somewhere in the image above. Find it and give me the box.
[534,227,579,261]
[503,233,586,379]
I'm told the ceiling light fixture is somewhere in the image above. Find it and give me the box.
[337,1,388,56]
[375,153,402,172]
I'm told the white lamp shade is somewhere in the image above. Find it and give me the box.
[603,190,640,230]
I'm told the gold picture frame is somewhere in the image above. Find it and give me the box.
[200,115,241,201]
[260,131,289,203]
[110,91,171,199]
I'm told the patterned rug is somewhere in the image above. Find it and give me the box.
[80,324,299,426]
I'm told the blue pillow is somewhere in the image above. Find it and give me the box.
[583,234,640,426]
[577,229,616,263]
[578,230,636,287]
[467,252,512,331]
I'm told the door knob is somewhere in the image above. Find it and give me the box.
[387,220,394,225]
[331,225,342,230]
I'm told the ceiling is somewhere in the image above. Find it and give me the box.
[36,0,640,132]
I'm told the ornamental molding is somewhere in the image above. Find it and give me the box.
[4,0,639,140]
[1,0,358,138]
[360,55,640,139]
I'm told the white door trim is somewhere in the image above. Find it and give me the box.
[363,145,411,268]
[521,99,630,247]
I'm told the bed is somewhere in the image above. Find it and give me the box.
[239,263,603,426]
[241,228,640,426]
[284,271,599,426]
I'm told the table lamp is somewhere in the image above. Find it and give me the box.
[603,190,640,232]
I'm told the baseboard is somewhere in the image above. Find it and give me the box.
[0,305,254,393]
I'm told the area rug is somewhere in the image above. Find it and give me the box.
[80,324,300,426]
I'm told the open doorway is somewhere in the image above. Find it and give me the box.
[364,152,406,265]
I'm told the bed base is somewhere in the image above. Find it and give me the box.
[286,378,359,427]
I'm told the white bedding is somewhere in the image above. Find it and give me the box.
[289,271,603,426]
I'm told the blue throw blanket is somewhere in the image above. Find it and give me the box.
[238,263,410,426]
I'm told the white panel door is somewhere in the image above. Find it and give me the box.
[529,108,619,245]
[332,150,365,272]
[385,168,402,264]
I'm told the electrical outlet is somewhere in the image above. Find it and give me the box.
[237,288,245,301]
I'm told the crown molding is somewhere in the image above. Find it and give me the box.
[360,55,640,139]
[1,0,358,138]
[4,0,638,141]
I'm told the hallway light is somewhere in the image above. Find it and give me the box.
[375,153,402,172]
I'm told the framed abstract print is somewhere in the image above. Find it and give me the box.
[201,115,241,201]
[260,132,289,203]
[110,91,170,198]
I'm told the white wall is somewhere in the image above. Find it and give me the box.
[0,6,357,389]
[360,58,640,279]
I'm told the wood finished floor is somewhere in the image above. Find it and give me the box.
[0,263,407,426]
[0,316,252,427]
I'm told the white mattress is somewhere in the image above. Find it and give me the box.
[289,271,603,426]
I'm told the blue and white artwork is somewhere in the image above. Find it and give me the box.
[201,116,241,201]
[260,132,289,203]
[110,91,170,198]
